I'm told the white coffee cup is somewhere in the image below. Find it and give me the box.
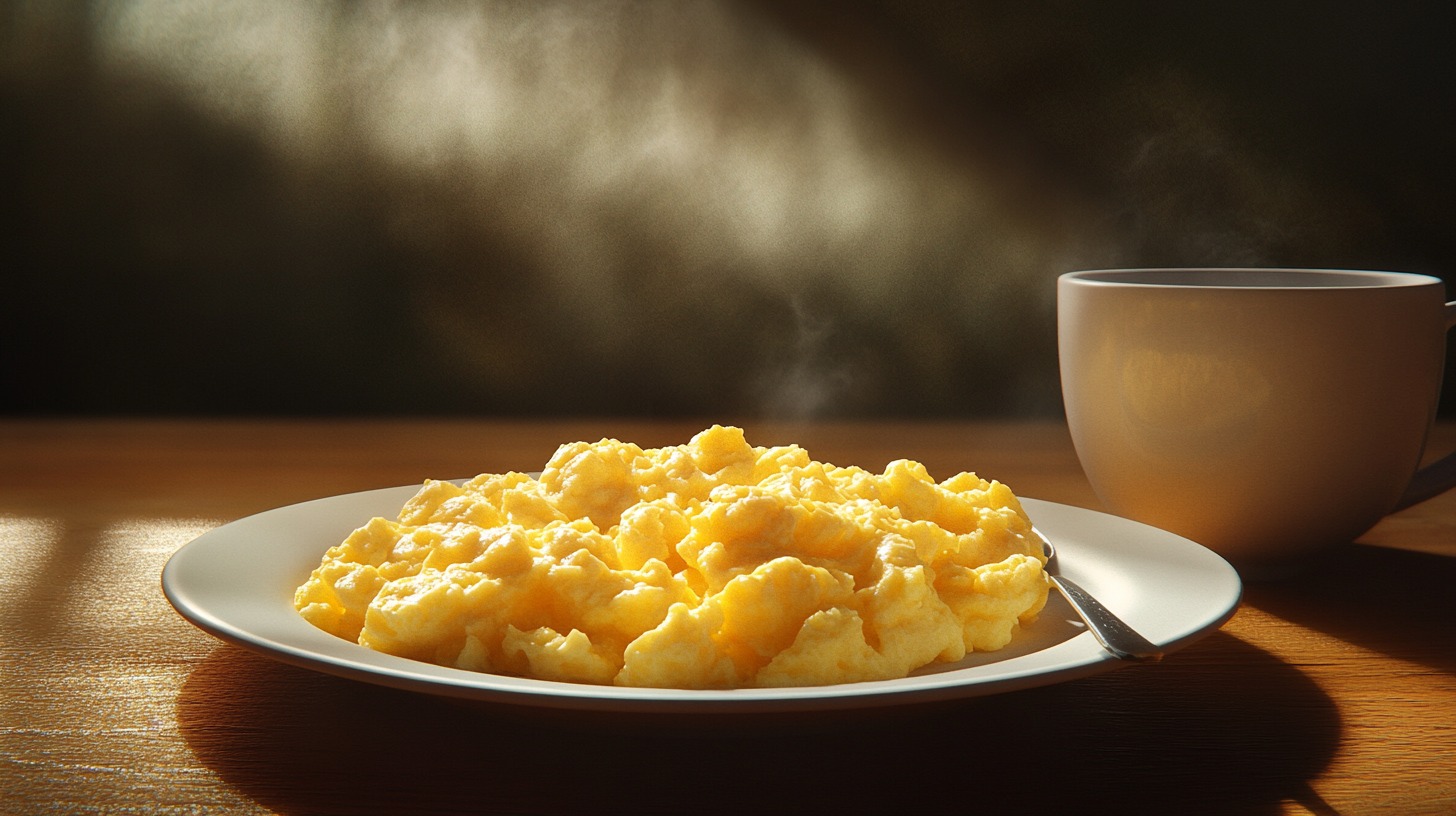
[1058,268,1456,578]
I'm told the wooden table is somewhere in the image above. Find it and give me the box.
[3,419,1454,815]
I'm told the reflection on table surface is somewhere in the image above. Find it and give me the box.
[3,419,1453,815]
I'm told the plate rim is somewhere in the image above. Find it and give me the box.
[161,487,1242,713]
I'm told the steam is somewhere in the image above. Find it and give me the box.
[92,1,946,269]
[1113,71,1352,269]
[75,0,1094,416]
[753,296,855,421]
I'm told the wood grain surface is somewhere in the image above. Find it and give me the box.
[3,419,1453,815]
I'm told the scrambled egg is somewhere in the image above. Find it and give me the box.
[294,425,1048,688]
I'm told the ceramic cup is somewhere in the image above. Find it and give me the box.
[1058,268,1456,579]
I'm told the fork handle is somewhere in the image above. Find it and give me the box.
[1051,574,1165,661]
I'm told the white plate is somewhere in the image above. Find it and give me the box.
[162,487,1241,713]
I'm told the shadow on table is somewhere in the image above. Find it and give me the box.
[1242,541,1456,676]
[177,632,1339,816]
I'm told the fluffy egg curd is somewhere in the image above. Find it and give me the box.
[294,425,1049,688]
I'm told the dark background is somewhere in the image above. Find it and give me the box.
[3,0,1452,419]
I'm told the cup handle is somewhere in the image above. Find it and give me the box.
[1395,299,1456,510]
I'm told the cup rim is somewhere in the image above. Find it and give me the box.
[1060,268,1442,290]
